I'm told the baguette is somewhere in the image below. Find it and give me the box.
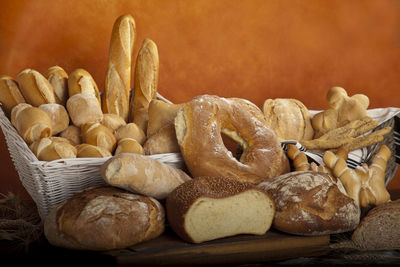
[101,153,191,199]
[45,66,69,105]
[17,69,59,106]
[68,68,101,104]
[129,38,159,132]
[103,14,136,122]
[0,75,26,117]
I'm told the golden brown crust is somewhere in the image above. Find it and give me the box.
[147,99,182,137]
[45,66,69,105]
[81,122,116,153]
[38,103,70,135]
[143,123,180,155]
[0,76,26,117]
[175,94,289,184]
[68,68,101,105]
[76,144,112,158]
[66,94,103,127]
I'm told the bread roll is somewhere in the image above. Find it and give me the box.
[66,93,103,127]
[262,98,314,141]
[44,186,165,251]
[17,69,58,106]
[45,66,68,105]
[129,38,159,132]
[114,122,146,144]
[11,103,52,144]
[59,125,81,146]
[147,100,182,137]
[81,122,116,153]
[39,104,70,135]
[101,113,127,132]
[143,123,180,155]
[115,138,144,155]
[258,171,360,236]
[103,14,136,122]
[68,68,101,105]
[30,137,77,161]
[166,176,275,244]
[352,199,400,250]
[0,75,26,117]
[101,153,191,199]
[76,144,112,158]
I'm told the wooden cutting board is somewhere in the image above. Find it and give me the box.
[105,228,330,266]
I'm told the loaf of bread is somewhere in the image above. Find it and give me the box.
[262,98,314,141]
[44,186,165,251]
[115,138,144,155]
[59,125,81,146]
[45,66,69,105]
[11,103,52,144]
[30,137,77,161]
[113,122,146,145]
[66,93,103,127]
[352,199,400,250]
[258,171,360,236]
[38,103,70,135]
[143,123,180,155]
[0,75,26,117]
[129,38,159,132]
[101,153,191,199]
[166,176,275,243]
[17,69,59,106]
[81,122,116,153]
[101,113,127,132]
[76,144,112,158]
[147,100,182,137]
[103,14,135,122]
[68,68,101,105]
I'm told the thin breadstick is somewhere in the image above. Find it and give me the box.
[342,126,392,152]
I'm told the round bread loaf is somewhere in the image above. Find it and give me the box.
[44,186,165,251]
[174,94,289,185]
[258,171,360,236]
[166,176,275,243]
[262,98,314,141]
[39,103,70,135]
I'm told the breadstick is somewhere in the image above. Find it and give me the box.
[318,117,377,140]
[300,136,353,151]
[342,126,392,152]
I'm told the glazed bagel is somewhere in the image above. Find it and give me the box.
[175,95,290,184]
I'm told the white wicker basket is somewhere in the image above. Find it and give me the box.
[0,96,184,220]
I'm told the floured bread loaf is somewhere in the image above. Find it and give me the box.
[258,171,360,236]
[352,199,400,250]
[44,186,165,251]
[166,176,275,243]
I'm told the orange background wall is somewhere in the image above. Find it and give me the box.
[0,0,399,199]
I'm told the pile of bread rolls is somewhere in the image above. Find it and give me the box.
[0,14,396,252]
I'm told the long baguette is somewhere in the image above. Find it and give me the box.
[103,14,136,122]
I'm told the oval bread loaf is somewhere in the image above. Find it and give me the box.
[44,186,165,251]
[166,176,275,243]
[258,171,360,236]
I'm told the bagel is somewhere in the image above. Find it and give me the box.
[174,95,290,184]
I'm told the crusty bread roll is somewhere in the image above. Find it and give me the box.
[11,103,52,144]
[147,100,182,137]
[262,98,314,141]
[38,104,70,135]
[44,186,165,251]
[76,144,112,158]
[59,125,81,146]
[103,14,136,122]
[101,113,127,132]
[30,137,77,161]
[258,171,360,236]
[352,199,400,250]
[81,122,116,153]
[45,66,69,105]
[101,153,191,199]
[114,122,146,144]
[129,38,159,132]
[0,75,26,117]
[66,93,103,127]
[115,138,144,155]
[68,68,101,105]
[17,69,59,106]
[143,123,180,155]
[166,176,275,244]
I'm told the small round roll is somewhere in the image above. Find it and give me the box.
[39,103,70,135]
[114,122,146,145]
[76,144,112,158]
[59,125,82,146]
[45,66,69,105]
[81,122,116,153]
[115,138,144,155]
[66,93,103,127]
[0,75,26,117]
[30,137,77,161]
[68,68,101,105]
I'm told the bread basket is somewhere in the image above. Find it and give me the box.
[0,98,399,220]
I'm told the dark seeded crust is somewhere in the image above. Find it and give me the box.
[44,186,165,250]
[166,176,274,242]
[352,199,400,250]
[258,171,360,236]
